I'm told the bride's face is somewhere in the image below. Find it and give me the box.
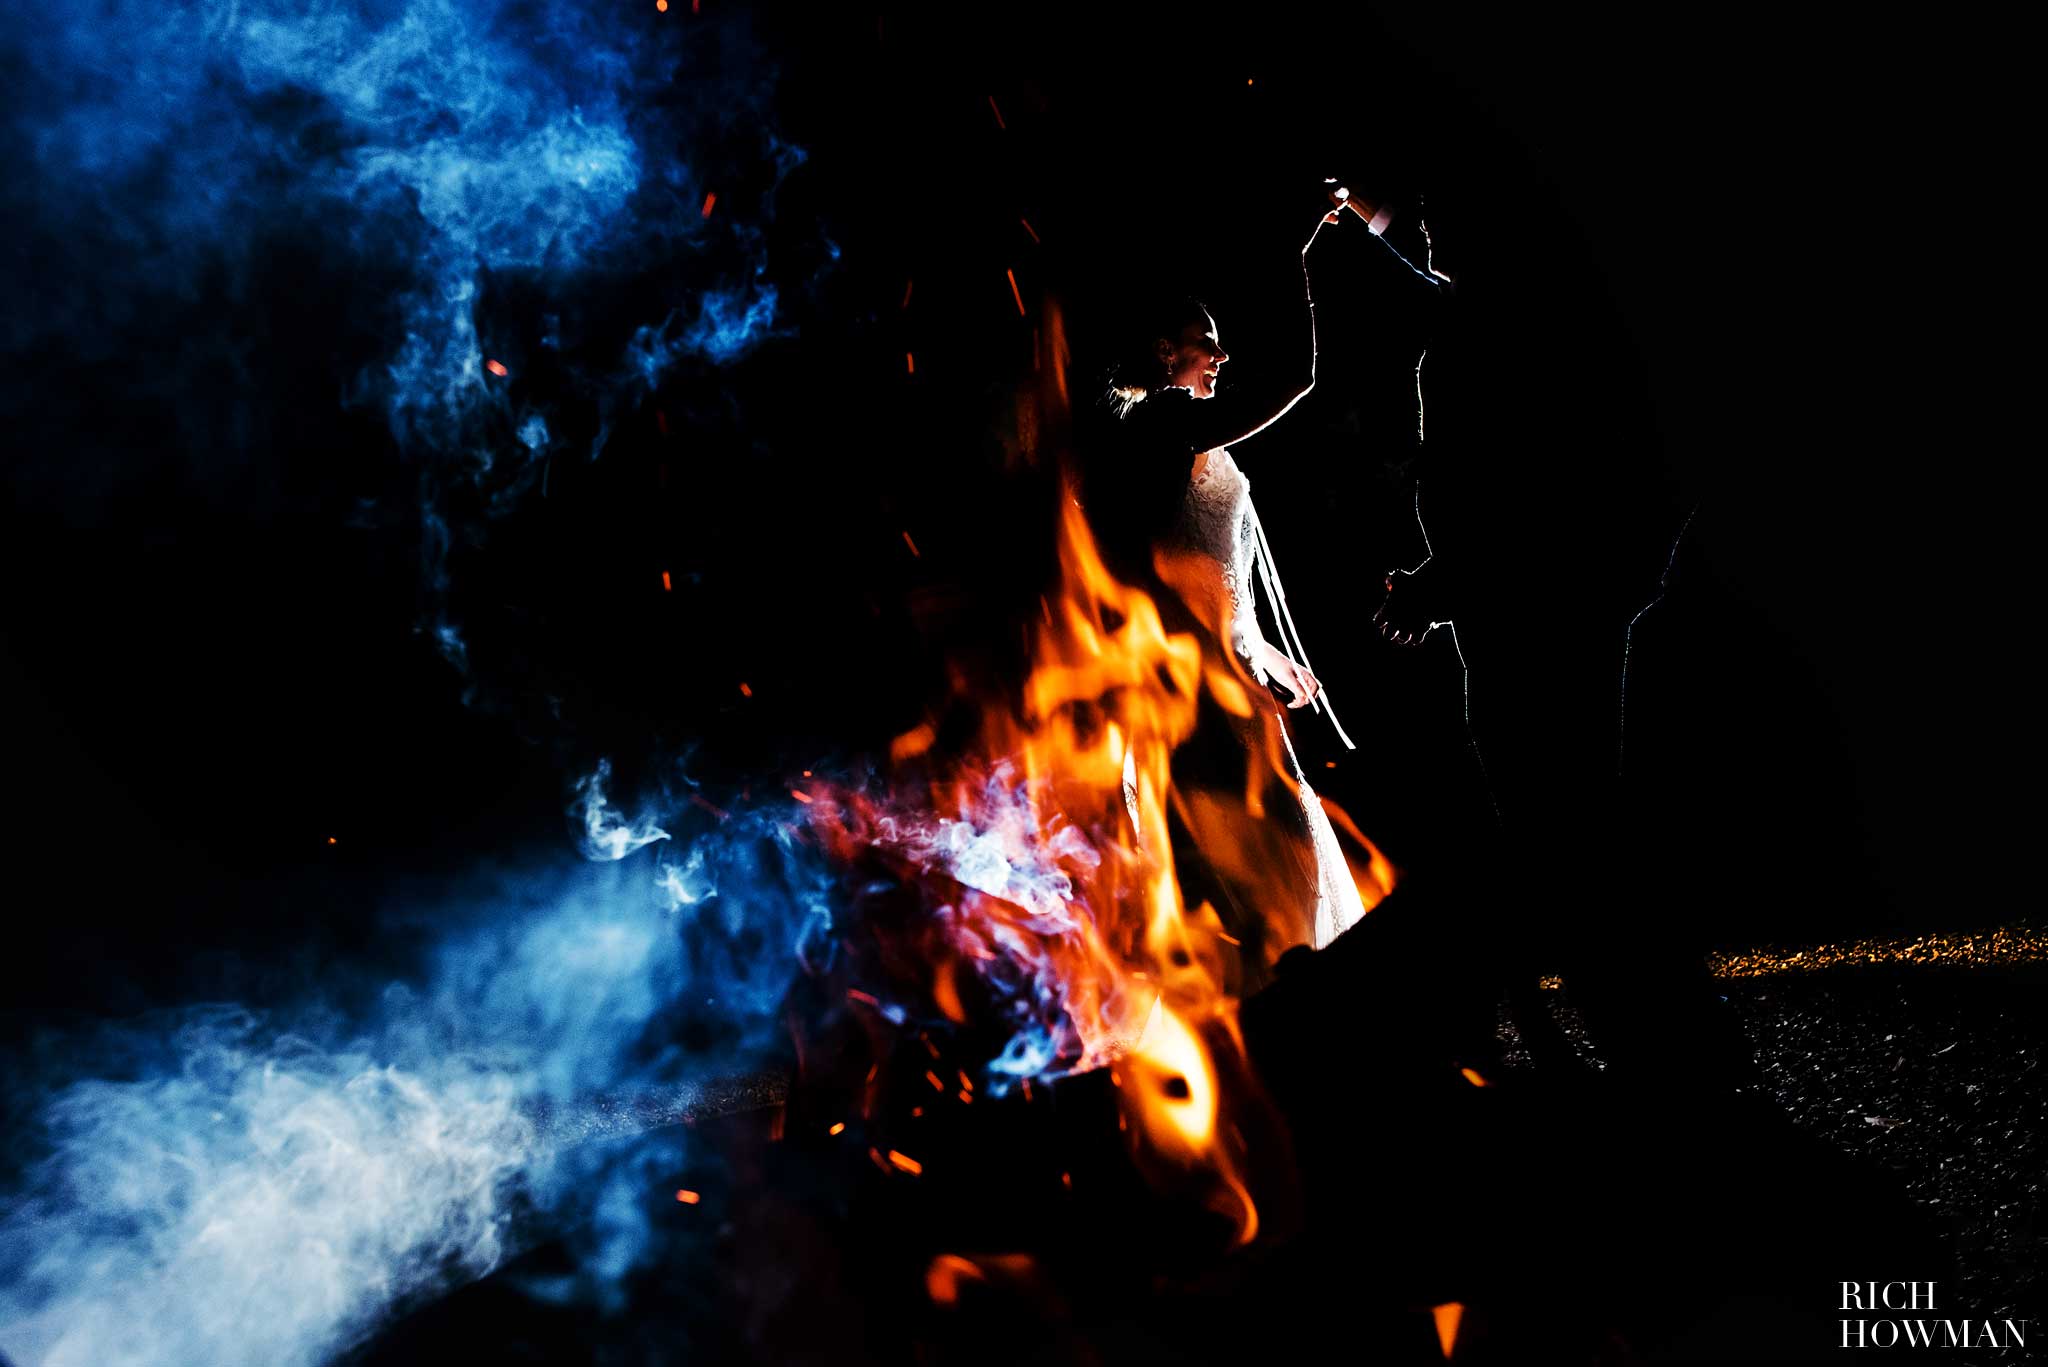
[1158,314,1229,399]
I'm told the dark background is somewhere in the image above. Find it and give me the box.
[1,3,2027,1021]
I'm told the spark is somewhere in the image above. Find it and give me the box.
[1006,268,1025,316]
[901,529,920,557]
[1019,217,1040,244]
[700,191,717,218]
[655,0,667,10]
[901,278,914,309]
[846,989,880,1008]
[326,836,337,846]
[829,1121,846,1136]
[674,1188,701,1204]
[1459,1066,1489,1088]
[987,95,1006,129]
[887,1150,923,1175]
[790,789,813,804]
[483,358,508,377]
[957,1090,972,1104]
[1618,504,1700,775]
[925,1069,944,1091]
[957,1070,972,1091]
[1432,1303,1464,1359]
[905,351,915,374]
[660,570,672,591]
[738,681,753,697]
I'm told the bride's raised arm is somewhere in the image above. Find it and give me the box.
[1122,206,1350,463]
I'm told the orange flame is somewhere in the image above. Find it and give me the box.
[805,296,1394,1248]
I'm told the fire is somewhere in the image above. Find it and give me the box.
[802,298,1394,1249]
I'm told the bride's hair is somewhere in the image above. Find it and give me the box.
[1102,294,1211,415]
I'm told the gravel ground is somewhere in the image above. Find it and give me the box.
[1727,968,2047,1339]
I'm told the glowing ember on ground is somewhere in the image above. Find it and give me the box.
[1709,927,2046,977]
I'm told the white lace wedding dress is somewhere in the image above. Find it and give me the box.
[1177,448,1368,950]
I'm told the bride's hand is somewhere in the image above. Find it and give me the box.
[1256,642,1321,709]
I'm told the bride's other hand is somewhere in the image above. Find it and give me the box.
[1255,642,1321,708]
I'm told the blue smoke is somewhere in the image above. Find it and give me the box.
[8,0,779,424]
[0,789,831,1365]
[3,0,818,677]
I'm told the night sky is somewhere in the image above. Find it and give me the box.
[0,3,2031,1360]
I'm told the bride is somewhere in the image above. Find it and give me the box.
[1082,195,1382,952]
